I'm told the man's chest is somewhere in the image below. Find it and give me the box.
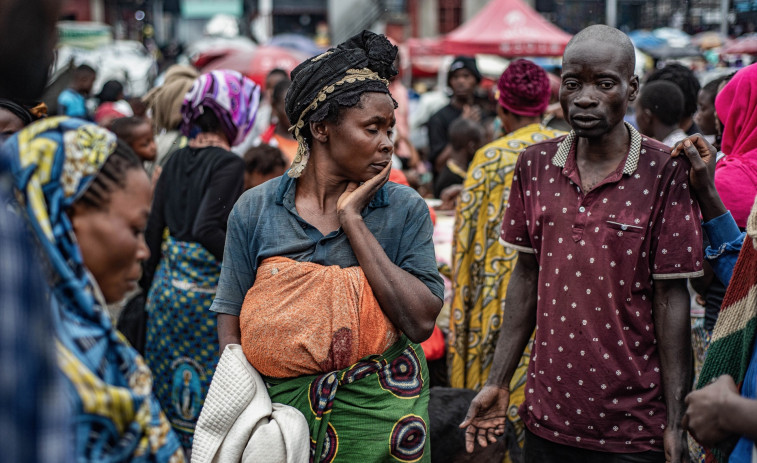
[518,164,664,266]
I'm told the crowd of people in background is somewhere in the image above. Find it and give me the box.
[3,1,757,462]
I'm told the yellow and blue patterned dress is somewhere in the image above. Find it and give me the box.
[448,123,564,457]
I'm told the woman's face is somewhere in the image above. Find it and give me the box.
[322,92,395,183]
[694,90,717,136]
[71,168,152,303]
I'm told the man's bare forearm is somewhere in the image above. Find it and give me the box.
[653,279,692,430]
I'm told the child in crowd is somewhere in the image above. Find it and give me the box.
[242,143,288,191]
[110,116,158,163]
[433,117,484,198]
[57,64,96,119]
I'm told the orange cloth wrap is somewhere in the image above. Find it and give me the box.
[239,257,400,378]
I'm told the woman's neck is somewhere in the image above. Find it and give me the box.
[295,158,349,211]
[189,132,230,151]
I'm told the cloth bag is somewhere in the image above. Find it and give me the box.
[191,344,309,463]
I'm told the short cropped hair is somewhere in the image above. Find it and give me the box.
[639,80,684,126]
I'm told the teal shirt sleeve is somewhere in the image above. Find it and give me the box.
[395,194,445,302]
[210,203,255,316]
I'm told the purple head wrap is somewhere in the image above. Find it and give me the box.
[180,70,261,146]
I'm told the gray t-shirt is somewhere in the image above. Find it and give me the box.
[210,174,444,316]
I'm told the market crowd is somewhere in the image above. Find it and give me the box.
[2,1,757,462]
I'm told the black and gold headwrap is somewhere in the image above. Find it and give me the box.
[284,30,398,177]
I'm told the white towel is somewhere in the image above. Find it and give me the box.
[191,344,309,463]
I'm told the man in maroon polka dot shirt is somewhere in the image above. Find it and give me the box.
[461,25,703,463]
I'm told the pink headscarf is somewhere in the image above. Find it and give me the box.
[714,64,757,228]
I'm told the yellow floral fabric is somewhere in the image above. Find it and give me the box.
[448,123,564,454]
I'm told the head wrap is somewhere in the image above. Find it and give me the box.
[715,63,757,161]
[284,30,398,177]
[497,59,551,117]
[0,98,46,126]
[448,56,482,85]
[143,64,199,131]
[4,116,184,461]
[181,69,261,147]
[713,63,757,228]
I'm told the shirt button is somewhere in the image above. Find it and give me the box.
[579,206,586,213]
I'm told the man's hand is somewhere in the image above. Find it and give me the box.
[670,134,717,194]
[670,134,726,222]
[336,163,391,225]
[459,385,509,453]
[663,426,690,463]
[682,375,739,447]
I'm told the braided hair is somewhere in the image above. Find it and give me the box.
[74,139,144,210]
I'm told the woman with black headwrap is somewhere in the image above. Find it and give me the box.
[0,98,46,138]
[209,31,443,461]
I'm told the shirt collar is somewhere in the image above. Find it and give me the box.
[275,172,390,208]
[551,121,642,175]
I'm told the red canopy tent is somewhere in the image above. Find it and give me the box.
[440,0,572,57]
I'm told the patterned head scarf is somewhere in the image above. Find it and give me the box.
[180,69,261,147]
[3,116,184,462]
[284,30,398,177]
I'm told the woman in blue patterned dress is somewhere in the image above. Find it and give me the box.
[140,70,261,451]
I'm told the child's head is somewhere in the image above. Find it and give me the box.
[72,64,97,96]
[110,116,157,162]
[448,117,484,160]
[243,144,288,190]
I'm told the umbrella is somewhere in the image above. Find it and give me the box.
[267,34,326,58]
[202,45,309,86]
[721,34,757,55]
[642,44,702,60]
[692,31,728,50]
[628,30,667,50]
[652,27,692,48]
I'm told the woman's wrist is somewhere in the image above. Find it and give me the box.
[696,187,728,222]
[338,210,364,230]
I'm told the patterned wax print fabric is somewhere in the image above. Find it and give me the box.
[4,116,184,462]
[180,70,261,147]
[500,123,704,452]
[266,335,431,463]
[145,234,221,451]
[448,123,563,460]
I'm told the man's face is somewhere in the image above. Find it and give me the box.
[560,41,638,139]
[449,68,477,99]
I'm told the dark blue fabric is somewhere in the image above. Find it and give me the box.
[729,341,757,462]
[0,144,72,463]
[703,211,746,285]
[211,174,444,316]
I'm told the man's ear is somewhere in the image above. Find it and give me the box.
[310,120,329,143]
[628,75,640,102]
